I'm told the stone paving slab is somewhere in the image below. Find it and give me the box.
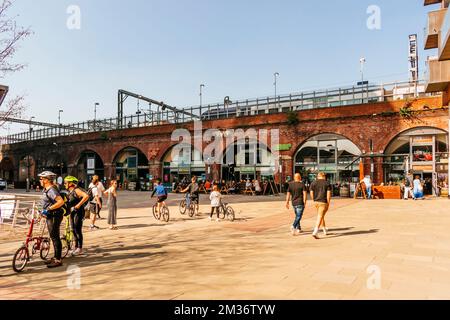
[1,194,450,300]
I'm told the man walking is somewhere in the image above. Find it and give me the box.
[310,172,332,239]
[285,173,307,236]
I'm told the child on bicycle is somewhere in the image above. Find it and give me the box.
[151,179,168,215]
[181,176,200,212]
[209,185,222,222]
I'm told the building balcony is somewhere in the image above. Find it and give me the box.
[425,0,444,6]
[425,57,450,92]
[425,9,447,49]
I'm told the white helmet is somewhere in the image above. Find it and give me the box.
[38,171,57,181]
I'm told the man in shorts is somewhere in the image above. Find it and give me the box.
[151,179,168,215]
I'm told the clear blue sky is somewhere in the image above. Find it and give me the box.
[1,0,435,135]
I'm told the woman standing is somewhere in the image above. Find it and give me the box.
[105,180,118,230]
[64,176,89,256]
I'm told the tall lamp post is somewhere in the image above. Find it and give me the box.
[448,105,450,199]
[29,116,35,140]
[94,102,100,130]
[360,57,366,103]
[200,84,205,108]
[58,109,63,136]
[274,72,279,108]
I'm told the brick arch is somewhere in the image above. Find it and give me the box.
[381,126,449,154]
[290,131,364,159]
[158,142,207,163]
[67,146,106,167]
[74,149,105,167]
[112,145,149,164]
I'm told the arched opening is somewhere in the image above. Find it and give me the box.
[294,133,362,184]
[18,155,36,183]
[38,152,67,178]
[0,157,15,183]
[76,150,105,185]
[113,147,149,190]
[161,144,205,184]
[222,140,276,182]
[384,127,448,195]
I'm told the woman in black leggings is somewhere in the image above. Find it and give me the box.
[64,176,90,256]
[39,171,66,268]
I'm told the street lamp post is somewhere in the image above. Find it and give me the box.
[94,102,100,130]
[360,57,366,103]
[200,84,205,108]
[448,105,450,199]
[29,116,35,140]
[58,110,63,136]
[274,72,279,108]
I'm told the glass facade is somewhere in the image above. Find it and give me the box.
[384,127,449,196]
[294,134,361,184]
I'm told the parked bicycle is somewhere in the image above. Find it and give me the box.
[218,202,235,222]
[12,209,51,273]
[152,202,170,222]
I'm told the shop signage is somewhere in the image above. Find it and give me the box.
[412,165,433,172]
[87,158,95,170]
[412,136,433,144]
[274,144,292,151]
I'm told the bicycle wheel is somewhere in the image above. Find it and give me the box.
[188,205,195,218]
[12,246,29,273]
[218,206,226,219]
[40,238,51,261]
[226,206,235,222]
[179,200,186,215]
[162,206,170,222]
[61,237,71,259]
[152,205,160,220]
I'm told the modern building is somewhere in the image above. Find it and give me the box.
[423,0,450,195]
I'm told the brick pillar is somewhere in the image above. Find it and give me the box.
[149,161,162,180]
[282,155,293,181]
[373,157,384,185]
[212,163,221,182]
[67,164,77,176]
[104,163,116,180]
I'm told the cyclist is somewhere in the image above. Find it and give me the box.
[39,171,65,268]
[151,179,168,215]
[64,176,89,256]
[181,176,200,214]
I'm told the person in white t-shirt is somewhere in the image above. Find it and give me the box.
[89,175,105,219]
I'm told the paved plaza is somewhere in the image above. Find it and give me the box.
[0,191,450,300]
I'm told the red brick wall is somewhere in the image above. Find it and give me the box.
[2,96,448,184]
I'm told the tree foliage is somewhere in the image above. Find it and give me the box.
[0,0,32,128]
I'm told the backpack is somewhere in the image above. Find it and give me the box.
[45,186,69,216]
[87,187,96,202]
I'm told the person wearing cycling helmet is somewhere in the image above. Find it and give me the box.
[39,171,65,268]
[151,179,168,216]
[64,176,89,256]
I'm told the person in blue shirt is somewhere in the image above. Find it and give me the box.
[151,179,168,215]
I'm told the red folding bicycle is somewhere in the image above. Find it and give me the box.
[12,208,51,273]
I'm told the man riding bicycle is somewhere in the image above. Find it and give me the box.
[181,176,200,213]
[151,179,168,215]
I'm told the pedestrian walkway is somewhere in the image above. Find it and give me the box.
[1,196,449,300]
